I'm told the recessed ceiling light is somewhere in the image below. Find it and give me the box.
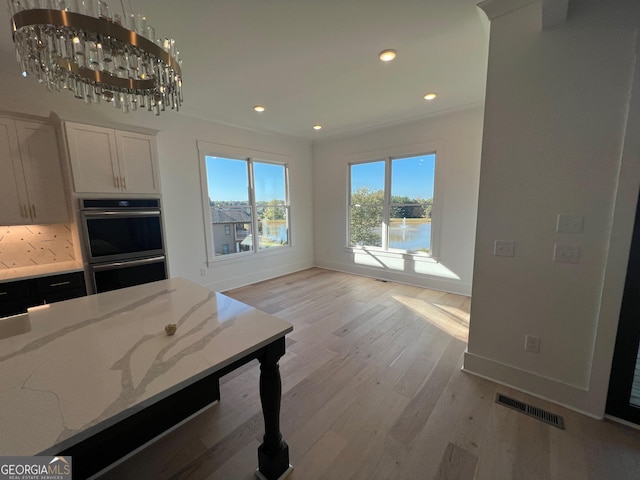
[379,49,397,62]
[423,92,437,101]
[254,105,266,112]
[312,125,322,131]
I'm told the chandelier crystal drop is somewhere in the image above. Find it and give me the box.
[9,0,183,115]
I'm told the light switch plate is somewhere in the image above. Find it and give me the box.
[557,214,583,233]
[554,244,580,263]
[494,240,515,257]
[525,335,541,353]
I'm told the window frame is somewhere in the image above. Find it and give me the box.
[347,145,440,260]
[198,141,291,265]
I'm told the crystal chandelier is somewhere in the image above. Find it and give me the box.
[9,0,183,115]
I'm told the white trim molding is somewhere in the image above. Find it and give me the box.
[462,350,606,418]
[477,0,568,29]
[476,0,538,21]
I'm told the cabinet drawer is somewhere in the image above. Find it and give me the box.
[0,280,31,301]
[35,272,86,294]
[0,298,37,317]
[0,272,87,318]
[40,288,86,304]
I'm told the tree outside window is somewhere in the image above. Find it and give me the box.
[349,154,435,254]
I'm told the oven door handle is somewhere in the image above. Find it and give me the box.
[92,256,166,271]
[82,210,161,218]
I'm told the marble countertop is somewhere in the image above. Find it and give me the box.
[0,261,84,283]
[0,277,293,456]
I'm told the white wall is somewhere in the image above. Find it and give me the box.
[0,66,314,293]
[312,107,484,295]
[465,0,640,417]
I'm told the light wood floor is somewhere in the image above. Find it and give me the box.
[100,268,640,480]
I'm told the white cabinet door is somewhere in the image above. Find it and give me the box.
[0,118,29,224]
[65,122,159,195]
[115,130,159,194]
[15,120,70,224]
[0,118,69,225]
[65,122,120,193]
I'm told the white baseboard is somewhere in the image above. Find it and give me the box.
[463,350,603,419]
[315,259,472,296]
[603,414,640,430]
[205,260,314,292]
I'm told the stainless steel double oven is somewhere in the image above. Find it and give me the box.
[80,199,167,294]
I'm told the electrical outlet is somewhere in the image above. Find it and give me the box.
[200,267,207,277]
[494,240,515,257]
[525,335,541,353]
[557,214,583,233]
[553,244,580,263]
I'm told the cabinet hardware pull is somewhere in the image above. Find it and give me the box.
[0,292,7,296]
[121,176,126,190]
[50,281,71,287]
[21,204,28,218]
[115,176,120,189]
[31,204,36,218]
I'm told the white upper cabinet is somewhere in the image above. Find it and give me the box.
[65,122,160,195]
[0,117,28,225]
[0,117,69,225]
[114,130,159,194]
[64,123,119,193]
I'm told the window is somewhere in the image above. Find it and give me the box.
[205,156,289,257]
[349,153,435,255]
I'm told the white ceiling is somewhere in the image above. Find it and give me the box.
[0,1,490,140]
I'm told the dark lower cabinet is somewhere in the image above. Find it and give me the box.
[34,272,87,304]
[0,280,32,317]
[0,271,86,317]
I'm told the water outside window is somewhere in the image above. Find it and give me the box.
[349,154,435,253]
[254,162,288,250]
[389,155,435,253]
[206,156,289,256]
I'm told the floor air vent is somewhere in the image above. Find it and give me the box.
[495,393,565,429]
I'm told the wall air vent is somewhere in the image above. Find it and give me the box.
[495,393,565,429]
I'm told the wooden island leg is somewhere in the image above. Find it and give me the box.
[256,337,293,480]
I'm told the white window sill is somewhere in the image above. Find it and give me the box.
[343,246,439,263]
[206,244,292,267]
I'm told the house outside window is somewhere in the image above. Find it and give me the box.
[204,156,290,257]
[349,153,435,255]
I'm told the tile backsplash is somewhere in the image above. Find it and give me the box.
[0,225,76,269]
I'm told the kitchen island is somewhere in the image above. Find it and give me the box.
[0,277,293,479]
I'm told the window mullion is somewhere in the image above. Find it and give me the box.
[382,157,391,251]
[285,164,291,246]
[247,158,258,253]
